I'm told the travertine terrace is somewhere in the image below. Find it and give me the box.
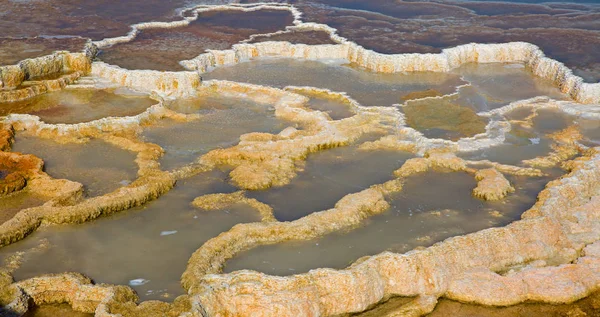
[1,2,600,317]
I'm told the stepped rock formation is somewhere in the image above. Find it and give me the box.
[0,50,93,102]
[182,41,600,105]
[189,151,600,317]
[192,191,276,223]
[1,2,600,317]
[472,168,515,201]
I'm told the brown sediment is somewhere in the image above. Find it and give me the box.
[192,191,276,223]
[400,89,443,102]
[402,100,488,140]
[97,9,294,71]
[0,153,32,197]
[0,0,198,40]
[0,37,88,67]
[104,295,192,317]
[427,290,600,317]
[472,168,515,201]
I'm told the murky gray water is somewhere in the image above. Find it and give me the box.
[225,170,559,275]
[0,190,45,225]
[451,63,567,111]
[459,107,574,165]
[11,136,139,197]
[247,146,414,221]
[203,58,466,107]
[1,171,259,301]
[304,97,355,120]
[142,93,288,171]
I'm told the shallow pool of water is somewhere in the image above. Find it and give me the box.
[452,63,567,111]
[247,146,414,221]
[225,170,557,275]
[203,58,466,108]
[531,108,574,134]
[142,94,288,171]
[459,107,575,165]
[304,96,355,120]
[0,190,45,225]
[0,88,156,124]
[579,118,600,146]
[1,171,260,301]
[11,136,139,197]
[402,96,489,140]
